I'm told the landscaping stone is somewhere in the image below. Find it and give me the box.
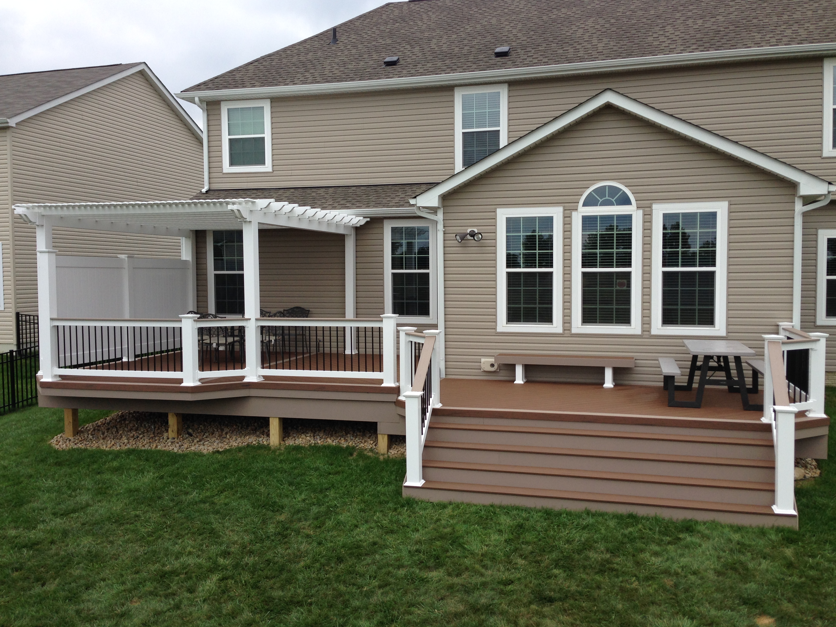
[50,412,406,456]
[795,457,821,481]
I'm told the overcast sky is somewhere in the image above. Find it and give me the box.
[0,0,391,124]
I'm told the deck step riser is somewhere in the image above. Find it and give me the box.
[421,467,773,506]
[403,485,796,529]
[423,446,775,483]
[428,428,774,460]
[432,415,771,440]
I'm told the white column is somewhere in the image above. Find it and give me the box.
[381,314,398,387]
[242,220,262,382]
[425,329,441,407]
[399,326,417,398]
[808,332,828,416]
[36,220,59,381]
[403,390,425,487]
[762,335,784,423]
[344,231,357,354]
[180,314,200,386]
[119,255,136,362]
[773,404,799,515]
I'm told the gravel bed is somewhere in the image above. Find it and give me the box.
[795,457,821,481]
[50,412,405,456]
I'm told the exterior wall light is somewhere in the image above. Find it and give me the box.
[455,229,483,243]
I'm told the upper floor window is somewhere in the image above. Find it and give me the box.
[825,59,836,157]
[454,84,508,172]
[571,183,642,335]
[816,229,836,326]
[651,202,728,336]
[221,100,272,173]
[384,219,437,323]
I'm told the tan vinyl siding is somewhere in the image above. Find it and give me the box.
[356,218,385,318]
[442,106,797,386]
[10,70,202,315]
[0,129,14,346]
[800,203,836,370]
[206,58,835,190]
[195,231,208,312]
[207,88,454,189]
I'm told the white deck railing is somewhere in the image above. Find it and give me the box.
[43,314,399,387]
[762,325,828,516]
[402,328,442,487]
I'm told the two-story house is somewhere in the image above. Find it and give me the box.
[17,0,836,527]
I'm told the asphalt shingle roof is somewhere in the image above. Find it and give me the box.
[184,0,836,92]
[0,63,141,120]
[193,183,439,210]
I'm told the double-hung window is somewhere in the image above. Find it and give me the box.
[384,220,436,323]
[651,202,728,335]
[221,100,272,172]
[207,231,245,316]
[497,208,563,332]
[454,84,508,172]
[825,59,836,157]
[816,229,836,325]
[572,183,642,334]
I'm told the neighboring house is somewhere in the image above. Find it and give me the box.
[16,0,836,526]
[0,63,203,350]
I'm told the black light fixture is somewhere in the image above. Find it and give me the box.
[494,46,511,57]
[455,229,483,243]
[383,56,400,66]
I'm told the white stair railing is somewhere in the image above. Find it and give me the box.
[403,330,442,487]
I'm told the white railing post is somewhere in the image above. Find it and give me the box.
[180,314,200,386]
[404,390,425,487]
[425,330,441,407]
[762,335,784,423]
[808,332,828,416]
[381,314,399,387]
[37,248,59,381]
[773,404,800,515]
[398,326,417,398]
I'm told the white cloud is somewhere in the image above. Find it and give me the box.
[0,0,390,123]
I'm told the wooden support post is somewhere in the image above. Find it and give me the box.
[377,432,390,455]
[270,417,284,447]
[168,413,183,439]
[64,408,79,438]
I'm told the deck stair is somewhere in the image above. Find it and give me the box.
[403,411,797,528]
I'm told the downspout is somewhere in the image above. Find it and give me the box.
[793,192,833,327]
[196,98,209,193]
[415,205,446,378]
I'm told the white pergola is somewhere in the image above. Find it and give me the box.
[14,198,371,383]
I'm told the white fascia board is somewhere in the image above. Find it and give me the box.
[415,89,832,207]
[176,43,836,104]
[8,63,203,141]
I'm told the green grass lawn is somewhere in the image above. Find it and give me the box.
[1,398,835,627]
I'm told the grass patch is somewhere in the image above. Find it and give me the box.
[1,397,835,626]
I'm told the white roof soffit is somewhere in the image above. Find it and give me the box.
[7,63,202,140]
[13,199,368,237]
[414,89,834,208]
[177,43,836,103]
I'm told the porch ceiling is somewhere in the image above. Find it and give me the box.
[13,198,369,237]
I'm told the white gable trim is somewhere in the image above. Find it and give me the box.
[6,63,202,140]
[414,89,834,207]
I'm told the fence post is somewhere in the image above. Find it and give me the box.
[381,314,399,387]
[424,330,441,407]
[773,404,799,515]
[8,350,16,410]
[808,332,828,417]
[762,335,784,423]
[180,314,200,386]
[404,390,425,487]
[398,326,417,398]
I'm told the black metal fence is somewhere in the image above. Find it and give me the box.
[260,324,383,373]
[786,347,811,404]
[0,313,40,414]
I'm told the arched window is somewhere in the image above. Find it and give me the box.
[572,182,641,334]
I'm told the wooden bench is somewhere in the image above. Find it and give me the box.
[494,354,635,388]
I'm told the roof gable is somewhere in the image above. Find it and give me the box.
[414,90,833,207]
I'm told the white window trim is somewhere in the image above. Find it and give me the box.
[816,228,836,326]
[454,84,508,173]
[221,99,273,173]
[206,230,245,318]
[571,183,642,335]
[650,202,728,337]
[496,207,563,333]
[824,59,836,158]
[384,218,437,324]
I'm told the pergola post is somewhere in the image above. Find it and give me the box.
[242,217,263,382]
[344,231,357,354]
[36,218,59,381]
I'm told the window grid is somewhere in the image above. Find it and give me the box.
[826,237,836,317]
[505,216,554,324]
[226,105,267,167]
[213,231,245,315]
[390,225,431,317]
[461,91,502,168]
[580,212,633,326]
